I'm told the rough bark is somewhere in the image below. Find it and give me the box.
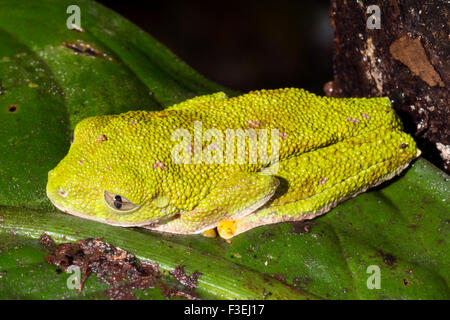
[328,0,449,173]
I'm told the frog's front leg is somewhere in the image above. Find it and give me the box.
[218,128,420,239]
[143,172,279,234]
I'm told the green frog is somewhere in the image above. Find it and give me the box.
[46,88,420,238]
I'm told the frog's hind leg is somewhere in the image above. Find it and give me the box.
[218,128,420,239]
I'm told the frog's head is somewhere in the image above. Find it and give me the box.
[46,112,178,226]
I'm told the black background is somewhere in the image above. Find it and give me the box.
[97,0,334,94]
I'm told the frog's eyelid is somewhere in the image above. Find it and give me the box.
[103,190,140,215]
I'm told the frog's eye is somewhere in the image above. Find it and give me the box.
[104,190,139,214]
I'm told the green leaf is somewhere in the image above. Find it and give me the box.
[0,0,448,299]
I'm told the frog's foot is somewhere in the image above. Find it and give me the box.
[217,221,237,239]
[202,228,217,238]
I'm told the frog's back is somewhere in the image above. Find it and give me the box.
[163,88,403,159]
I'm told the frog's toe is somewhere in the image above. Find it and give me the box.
[201,228,217,238]
[217,221,237,239]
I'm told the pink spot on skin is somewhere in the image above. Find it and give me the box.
[385,110,390,114]
[78,159,84,165]
[346,117,360,124]
[318,177,328,185]
[130,120,137,125]
[97,134,107,142]
[280,132,288,140]
[107,167,113,171]
[58,187,68,198]
[153,160,168,170]
[361,113,370,119]
[247,120,261,128]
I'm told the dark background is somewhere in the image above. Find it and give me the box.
[97,0,334,94]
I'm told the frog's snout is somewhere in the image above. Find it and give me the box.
[46,169,67,200]
[46,170,55,194]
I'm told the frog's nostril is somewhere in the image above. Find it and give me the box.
[58,187,68,198]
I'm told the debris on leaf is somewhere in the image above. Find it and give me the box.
[39,234,201,300]
[39,233,56,249]
[62,40,111,60]
[169,265,202,289]
[7,104,18,113]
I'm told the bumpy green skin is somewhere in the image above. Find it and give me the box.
[47,88,420,238]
